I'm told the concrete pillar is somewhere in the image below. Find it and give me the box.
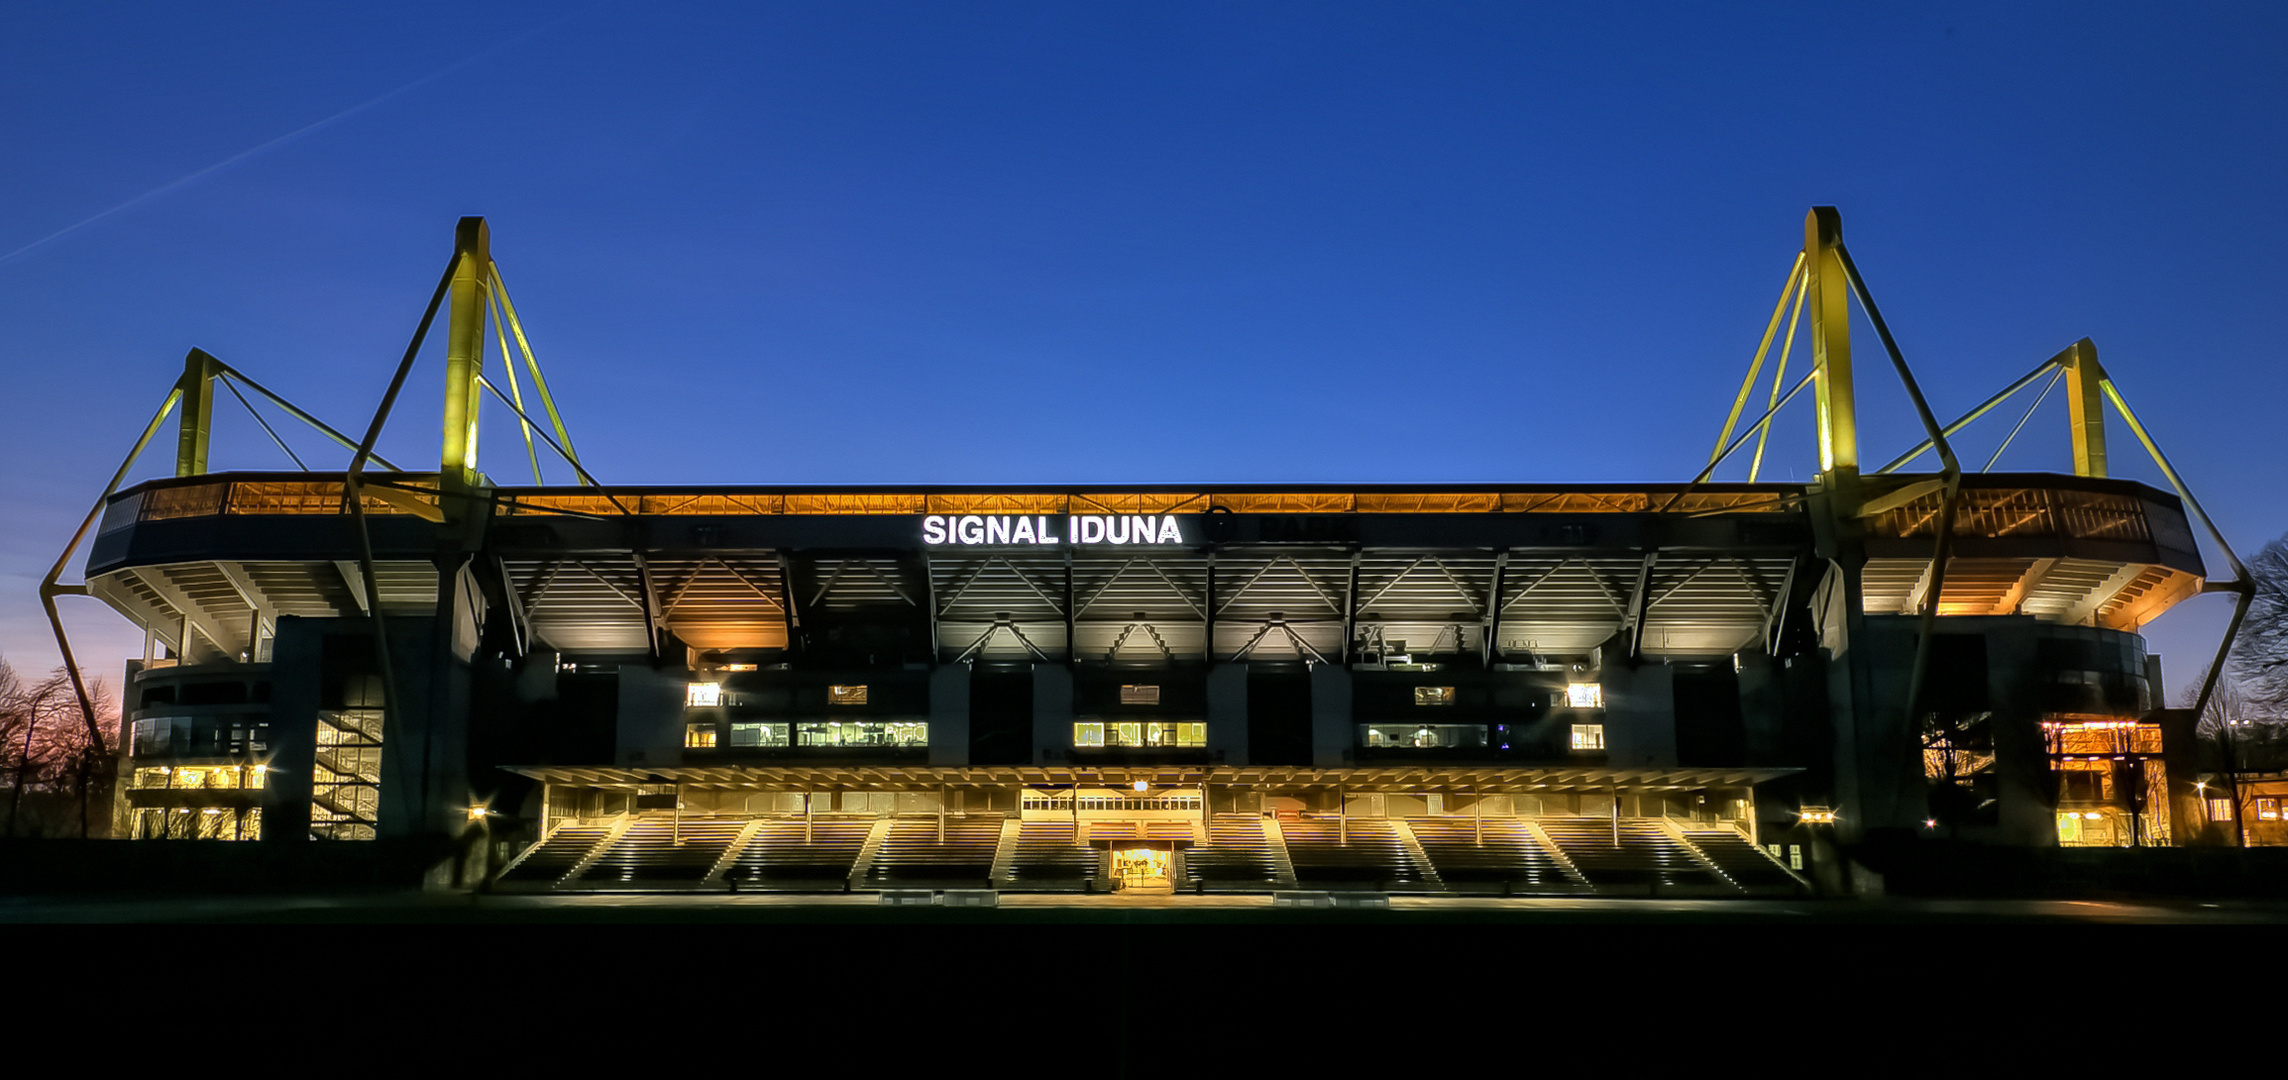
[1310,664,1352,766]
[616,664,686,768]
[260,617,324,843]
[1031,663,1072,764]
[1207,663,1248,766]
[1736,647,1784,765]
[1602,662,1675,769]
[929,664,970,766]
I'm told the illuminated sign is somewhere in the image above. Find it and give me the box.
[923,514,1185,546]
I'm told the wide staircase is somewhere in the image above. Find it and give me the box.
[722,818,875,891]
[1280,817,1438,891]
[1677,826,1807,894]
[495,823,614,889]
[999,820,1098,890]
[1536,817,1732,893]
[567,819,749,889]
[860,818,1003,889]
[1181,814,1285,891]
[1408,817,1582,892]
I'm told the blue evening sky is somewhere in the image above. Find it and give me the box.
[2,2,2282,697]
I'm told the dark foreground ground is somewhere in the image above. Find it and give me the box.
[6,891,2288,924]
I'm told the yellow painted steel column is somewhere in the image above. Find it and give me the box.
[1805,207,1857,495]
[2063,337,2108,478]
[441,216,491,494]
[174,348,221,477]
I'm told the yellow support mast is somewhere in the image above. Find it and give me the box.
[175,348,222,477]
[441,217,491,497]
[2062,337,2109,478]
[1804,207,1858,510]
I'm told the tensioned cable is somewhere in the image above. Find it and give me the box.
[219,373,307,470]
[1981,365,2065,472]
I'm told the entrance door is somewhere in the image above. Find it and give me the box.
[1111,845,1173,893]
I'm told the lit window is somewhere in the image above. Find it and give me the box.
[1357,724,1488,749]
[1788,845,1802,870]
[686,682,722,708]
[1567,683,1603,709]
[685,725,718,748]
[2208,797,2234,822]
[796,720,923,747]
[2260,797,2282,822]
[829,684,868,706]
[1570,723,1604,751]
[1414,686,1456,706]
[1074,721,1204,748]
[1120,684,1161,705]
[730,722,789,747]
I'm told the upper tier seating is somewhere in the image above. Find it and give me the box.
[863,818,1002,887]
[724,818,873,889]
[1182,814,1281,890]
[497,824,611,885]
[1407,817,1575,888]
[1680,826,1806,892]
[1002,820,1097,889]
[1280,817,1435,889]
[1536,817,1730,891]
[573,819,749,887]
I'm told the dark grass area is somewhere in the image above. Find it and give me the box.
[6,893,2287,924]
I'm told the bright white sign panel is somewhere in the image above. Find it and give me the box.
[923,514,1184,546]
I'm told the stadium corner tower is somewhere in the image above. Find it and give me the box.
[57,209,2237,896]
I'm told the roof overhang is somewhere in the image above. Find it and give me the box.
[502,763,1798,792]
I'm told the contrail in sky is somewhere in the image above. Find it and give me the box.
[0,7,599,268]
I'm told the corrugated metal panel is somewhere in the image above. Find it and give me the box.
[512,557,651,653]
[649,556,789,651]
[810,558,919,611]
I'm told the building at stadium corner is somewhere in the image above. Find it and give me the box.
[64,208,2243,897]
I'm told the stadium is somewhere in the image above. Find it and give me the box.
[47,208,2243,898]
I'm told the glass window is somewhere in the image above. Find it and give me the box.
[686,682,722,708]
[1567,683,1603,709]
[1357,724,1487,749]
[2208,797,2234,822]
[685,724,719,748]
[796,720,924,747]
[829,684,869,706]
[1414,686,1456,706]
[2260,797,2282,822]
[1570,723,1605,751]
[1120,684,1161,705]
[729,722,789,747]
[1073,721,1204,748]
